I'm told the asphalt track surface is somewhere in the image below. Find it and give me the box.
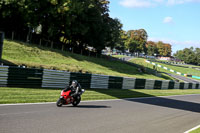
[1,95,200,133]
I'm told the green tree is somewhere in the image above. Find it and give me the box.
[0,0,123,54]
[126,29,148,53]
[146,41,158,56]
[174,47,199,65]
[195,48,200,65]
[156,41,171,56]
[115,30,127,52]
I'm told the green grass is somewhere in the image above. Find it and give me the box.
[190,127,200,133]
[112,55,129,58]
[181,64,200,68]
[0,87,200,104]
[135,58,200,77]
[155,59,200,68]
[130,58,152,67]
[129,58,176,81]
[150,59,200,76]
[2,40,164,80]
[154,62,200,76]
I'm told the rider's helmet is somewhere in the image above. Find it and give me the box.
[71,80,78,88]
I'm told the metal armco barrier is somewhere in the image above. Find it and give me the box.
[145,79,155,89]
[109,76,123,89]
[7,66,43,87]
[0,66,8,87]
[42,69,70,88]
[70,72,92,89]
[90,74,109,89]
[122,77,136,89]
[0,65,200,90]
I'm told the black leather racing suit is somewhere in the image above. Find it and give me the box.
[69,83,82,97]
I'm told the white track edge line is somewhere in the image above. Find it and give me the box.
[184,124,200,133]
[0,94,200,106]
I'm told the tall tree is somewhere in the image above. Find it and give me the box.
[156,41,172,56]
[0,0,123,54]
[126,29,148,53]
[115,30,127,52]
[174,47,200,65]
[146,41,158,56]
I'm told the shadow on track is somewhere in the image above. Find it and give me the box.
[128,97,200,113]
[93,89,200,113]
[67,105,111,108]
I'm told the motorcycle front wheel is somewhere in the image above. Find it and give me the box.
[72,96,81,107]
[56,98,63,107]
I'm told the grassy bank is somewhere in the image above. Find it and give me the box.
[112,55,128,58]
[0,87,200,104]
[155,61,200,77]
[2,40,164,80]
[130,58,200,79]
[129,58,176,80]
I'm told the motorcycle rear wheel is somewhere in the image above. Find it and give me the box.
[56,98,63,107]
[72,96,81,107]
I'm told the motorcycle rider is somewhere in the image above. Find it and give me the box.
[57,80,84,107]
[64,80,82,97]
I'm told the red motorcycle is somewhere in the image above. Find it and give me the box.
[56,89,85,107]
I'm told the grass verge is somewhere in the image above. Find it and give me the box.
[2,40,164,80]
[189,126,200,133]
[112,55,128,58]
[0,87,200,104]
[129,58,176,81]
[130,58,200,81]
[151,60,200,77]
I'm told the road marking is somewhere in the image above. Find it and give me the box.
[184,124,200,133]
[0,94,200,106]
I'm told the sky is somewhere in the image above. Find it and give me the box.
[108,0,200,54]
